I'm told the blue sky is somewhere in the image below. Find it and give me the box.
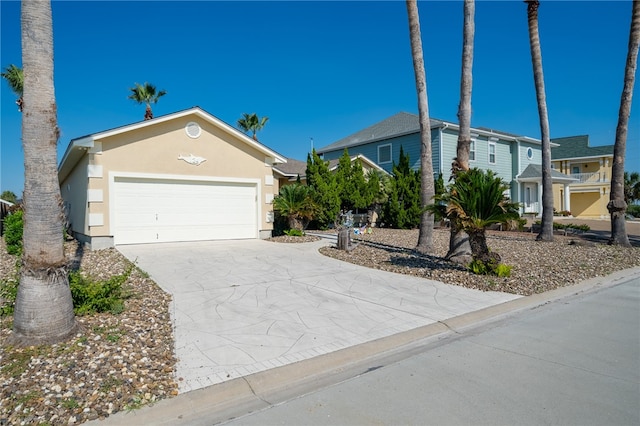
[1,0,638,196]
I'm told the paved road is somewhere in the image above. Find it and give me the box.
[222,275,640,426]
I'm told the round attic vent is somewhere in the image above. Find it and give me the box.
[185,121,201,139]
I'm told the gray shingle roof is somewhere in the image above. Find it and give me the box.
[551,135,614,160]
[273,158,307,177]
[518,164,577,182]
[317,112,445,153]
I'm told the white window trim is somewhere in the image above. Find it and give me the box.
[488,141,497,164]
[378,143,392,164]
[469,139,476,162]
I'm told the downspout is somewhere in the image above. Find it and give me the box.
[515,138,523,215]
[439,123,449,178]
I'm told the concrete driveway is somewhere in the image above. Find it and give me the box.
[118,238,520,393]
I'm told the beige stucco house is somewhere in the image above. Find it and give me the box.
[58,107,286,249]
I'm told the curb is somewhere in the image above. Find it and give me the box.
[90,266,640,425]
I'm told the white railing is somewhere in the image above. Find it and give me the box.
[569,172,607,184]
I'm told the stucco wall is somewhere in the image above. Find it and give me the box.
[60,155,90,238]
[66,115,278,240]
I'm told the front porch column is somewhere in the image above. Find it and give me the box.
[537,182,543,217]
[563,184,571,214]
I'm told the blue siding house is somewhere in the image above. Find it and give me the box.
[317,112,574,216]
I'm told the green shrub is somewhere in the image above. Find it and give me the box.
[3,210,23,256]
[468,259,512,277]
[70,265,133,316]
[0,275,19,316]
[283,229,304,237]
[628,204,640,218]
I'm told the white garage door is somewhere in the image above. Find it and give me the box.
[113,177,258,245]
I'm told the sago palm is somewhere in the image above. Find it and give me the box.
[237,113,269,141]
[1,64,24,111]
[273,183,317,231]
[431,168,519,264]
[128,82,167,120]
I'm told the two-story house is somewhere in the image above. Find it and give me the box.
[550,135,614,218]
[317,112,575,216]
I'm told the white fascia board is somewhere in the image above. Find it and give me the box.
[554,154,614,162]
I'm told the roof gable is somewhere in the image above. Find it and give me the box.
[551,135,614,160]
[59,107,286,182]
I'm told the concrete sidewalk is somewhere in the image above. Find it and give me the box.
[116,238,519,394]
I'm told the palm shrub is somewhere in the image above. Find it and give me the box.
[273,183,317,232]
[430,168,519,272]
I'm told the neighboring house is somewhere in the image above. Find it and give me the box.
[273,154,388,187]
[550,135,614,218]
[58,107,286,249]
[0,198,15,236]
[317,112,573,216]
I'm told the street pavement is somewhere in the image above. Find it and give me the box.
[221,272,640,426]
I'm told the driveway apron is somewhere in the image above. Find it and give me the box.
[118,238,520,393]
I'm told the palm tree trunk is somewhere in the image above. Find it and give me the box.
[447,0,475,264]
[526,0,554,242]
[12,0,77,345]
[609,0,639,247]
[144,104,153,120]
[406,0,435,254]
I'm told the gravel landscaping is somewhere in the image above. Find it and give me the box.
[315,227,640,295]
[0,240,177,426]
[1,226,639,425]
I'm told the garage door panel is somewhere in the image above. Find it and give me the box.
[113,177,257,244]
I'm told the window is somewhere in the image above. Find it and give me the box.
[526,147,533,160]
[378,144,392,164]
[469,140,476,161]
[572,166,580,174]
[488,141,496,164]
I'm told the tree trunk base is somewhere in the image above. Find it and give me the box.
[445,226,472,265]
[11,271,78,346]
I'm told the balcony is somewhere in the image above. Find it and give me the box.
[569,172,608,184]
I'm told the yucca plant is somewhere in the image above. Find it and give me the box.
[430,168,520,265]
[273,183,318,232]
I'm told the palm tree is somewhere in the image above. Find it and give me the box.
[624,171,640,206]
[447,0,475,265]
[609,0,638,247]
[1,64,24,111]
[237,113,269,141]
[273,183,317,231]
[128,82,167,120]
[525,0,554,242]
[431,168,520,265]
[12,0,77,345]
[406,0,435,254]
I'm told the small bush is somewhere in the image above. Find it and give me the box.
[3,210,23,256]
[627,204,640,218]
[70,265,133,316]
[468,259,512,277]
[283,229,305,237]
[0,275,19,316]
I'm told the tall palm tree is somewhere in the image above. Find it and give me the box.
[406,0,435,254]
[609,0,639,247]
[12,0,77,345]
[447,0,475,264]
[1,64,24,111]
[525,0,554,242]
[128,82,166,120]
[237,113,269,141]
